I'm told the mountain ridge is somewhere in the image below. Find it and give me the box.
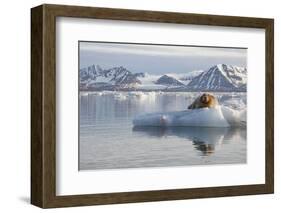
[79,64,247,92]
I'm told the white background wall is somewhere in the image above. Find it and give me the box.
[0,0,279,212]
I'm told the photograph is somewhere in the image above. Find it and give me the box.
[78,41,247,170]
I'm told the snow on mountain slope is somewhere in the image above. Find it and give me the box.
[80,65,144,89]
[136,73,167,90]
[155,75,184,86]
[80,64,104,81]
[187,64,247,92]
[163,70,204,85]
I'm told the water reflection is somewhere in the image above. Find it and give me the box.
[80,92,247,169]
[132,126,246,156]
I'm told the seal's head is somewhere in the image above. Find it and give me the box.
[200,93,210,105]
[188,93,218,109]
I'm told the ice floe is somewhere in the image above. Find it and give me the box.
[133,106,246,128]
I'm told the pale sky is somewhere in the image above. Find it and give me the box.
[79,41,247,74]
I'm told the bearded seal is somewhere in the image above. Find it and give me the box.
[188,93,218,109]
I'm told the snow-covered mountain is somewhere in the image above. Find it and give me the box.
[155,75,184,86]
[80,65,144,90]
[187,64,247,92]
[137,71,203,90]
[80,64,247,92]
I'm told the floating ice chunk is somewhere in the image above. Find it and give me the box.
[133,106,230,127]
[127,91,156,101]
[114,93,127,100]
[80,92,89,96]
[221,106,246,127]
[222,98,246,110]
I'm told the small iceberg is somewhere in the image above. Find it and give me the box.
[133,106,246,128]
[114,93,127,100]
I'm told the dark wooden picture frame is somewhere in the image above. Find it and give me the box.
[31,4,274,208]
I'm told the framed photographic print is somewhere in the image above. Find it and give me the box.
[31,4,274,208]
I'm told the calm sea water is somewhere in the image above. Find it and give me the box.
[79,92,247,170]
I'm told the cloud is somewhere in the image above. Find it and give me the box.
[79,42,247,59]
[79,41,247,74]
